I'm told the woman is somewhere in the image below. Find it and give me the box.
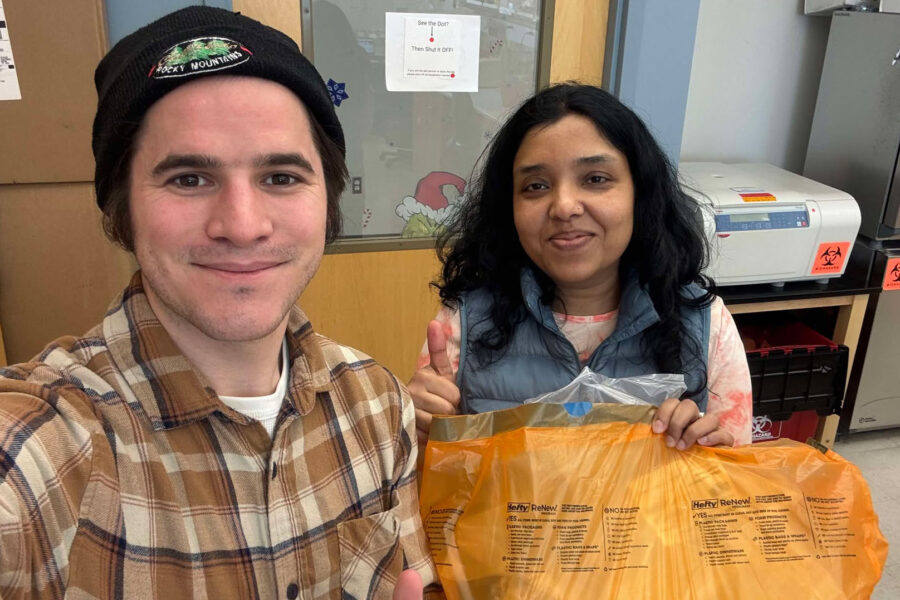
[409,84,752,450]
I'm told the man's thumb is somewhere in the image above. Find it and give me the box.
[426,320,454,378]
[392,569,423,600]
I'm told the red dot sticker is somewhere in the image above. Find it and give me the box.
[450,73,455,78]
[429,37,434,42]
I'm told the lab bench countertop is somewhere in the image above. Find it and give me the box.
[716,243,882,305]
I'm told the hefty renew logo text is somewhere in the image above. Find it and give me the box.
[507,502,530,513]
[692,497,751,510]
[719,497,751,507]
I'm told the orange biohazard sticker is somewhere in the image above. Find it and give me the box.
[884,257,900,291]
[740,192,776,202]
[811,242,851,275]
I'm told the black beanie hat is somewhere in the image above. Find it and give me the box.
[92,6,344,209]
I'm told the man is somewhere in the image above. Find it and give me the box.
[0,7,439,599]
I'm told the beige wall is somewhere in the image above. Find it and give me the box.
[0,0,135,366]
[0,185,135,364]
[233,0,302,47]
[299,249,443,381]
[550,0,609,85]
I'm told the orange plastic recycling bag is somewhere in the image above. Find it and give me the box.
[419,403,887,600]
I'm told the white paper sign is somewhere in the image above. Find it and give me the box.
[403,16,460,80]
[0,0,21,101]
[385,12,480,93]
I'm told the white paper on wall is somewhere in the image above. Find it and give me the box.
[0,0,21,101]
[385,12,480,93]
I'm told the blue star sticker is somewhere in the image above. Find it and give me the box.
[327,78,349,107]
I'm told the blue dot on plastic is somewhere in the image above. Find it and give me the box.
[563,402,591,417]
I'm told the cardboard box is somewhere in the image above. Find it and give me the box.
[0,0,107,184]
[0,183,135,363]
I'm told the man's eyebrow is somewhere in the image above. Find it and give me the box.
[253,153,315,173]
[152,154,222,176]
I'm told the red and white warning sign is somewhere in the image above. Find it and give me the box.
[811,242,850,275]
[883,257,900,291]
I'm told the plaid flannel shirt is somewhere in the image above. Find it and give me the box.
[0,273,442,599]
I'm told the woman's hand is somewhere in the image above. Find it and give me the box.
[407,320,461,447]
[652,397,734,450]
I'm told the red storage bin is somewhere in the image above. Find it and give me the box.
[751,409,820,444]
[740,322,849,421]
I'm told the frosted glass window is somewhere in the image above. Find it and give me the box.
[307,0,545,241]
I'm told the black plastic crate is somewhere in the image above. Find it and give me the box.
[741,322,848,421]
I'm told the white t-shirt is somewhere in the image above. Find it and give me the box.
[219,339,289,438]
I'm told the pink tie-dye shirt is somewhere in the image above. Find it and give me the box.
[417,296,752,445]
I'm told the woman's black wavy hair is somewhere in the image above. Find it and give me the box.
[435,83,716,395]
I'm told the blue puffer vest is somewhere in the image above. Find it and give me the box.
[457,268,710,414]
